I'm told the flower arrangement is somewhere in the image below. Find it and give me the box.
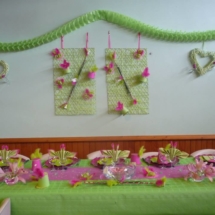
[0,145,19,165]
[184,159,215,182]
[159,141,189,162]
[101,143,130,163]
[0,159,28,185]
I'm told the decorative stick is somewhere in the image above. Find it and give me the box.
[114,62,133,100]
[60,55,87,109]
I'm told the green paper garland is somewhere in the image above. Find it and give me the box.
[1,10,215,52]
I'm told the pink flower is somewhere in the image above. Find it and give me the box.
[60,60,70,69]
[155,177,166,187]
[104,62,114,74]
[204,164,215,182]
[142,67,150,77]
[115,101,124,111]
[195,159,207,171]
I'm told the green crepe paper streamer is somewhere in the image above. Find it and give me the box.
[1,10,215,52]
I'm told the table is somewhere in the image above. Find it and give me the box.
[0,158,215,215]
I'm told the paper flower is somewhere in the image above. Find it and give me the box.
[83,88,93,100]
[134,49,144,59]
[155,177,166,187]
[204,164,215,182]
[31,148,42,160]
[115,101,129,115]
[142,67,150,77]
[143,167,156,177]
[55,78,64,89]
[51,48,63,59]
[101,143,130,163]
[104,62,114,74]
[60,60,70,73]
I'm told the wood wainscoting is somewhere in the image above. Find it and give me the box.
[0,135,215,159]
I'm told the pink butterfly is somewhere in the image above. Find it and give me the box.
[83,89,93,100]
[104,62,114,74]
[60,60,70,69]
[51,48,63,59]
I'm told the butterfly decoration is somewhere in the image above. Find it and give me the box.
[142,67,150,78]
[55,78,64,89]
[104,62,114,74]
[134,49,144,59]
[83,88,93,100]
[51,48,63,59]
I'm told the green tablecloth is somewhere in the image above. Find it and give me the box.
[0,158,215,215]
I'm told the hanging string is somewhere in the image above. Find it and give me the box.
[108,31,111,49]
[86,32,88,49]
[61,36,64,49]
[138,32,141,49]
[202,41,205,50]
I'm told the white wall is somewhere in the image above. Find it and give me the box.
[1,0,215,138]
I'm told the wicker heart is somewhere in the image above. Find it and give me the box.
[190,48,215,76]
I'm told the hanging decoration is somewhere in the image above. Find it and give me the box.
[0,60,9,79]
[1,10,215,52]
[105,32,149,115]
[53,33,96,115]
[189,48,215,76]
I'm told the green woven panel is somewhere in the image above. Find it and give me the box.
[106,48,149,115]
[53,48,96,115]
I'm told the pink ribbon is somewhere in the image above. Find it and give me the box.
[138,32,141,49]
[61,36,64,49]
[86,32,88,49]
[108,31,111,48]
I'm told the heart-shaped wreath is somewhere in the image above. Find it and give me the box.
[190,48,215,76]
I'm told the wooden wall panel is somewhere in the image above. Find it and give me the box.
[0,135,215,159]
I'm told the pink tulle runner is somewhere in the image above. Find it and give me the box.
[21,165,190,181]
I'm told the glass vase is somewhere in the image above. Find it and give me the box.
[4,172,18,185]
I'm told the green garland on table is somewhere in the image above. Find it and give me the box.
[1,10,215,52]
